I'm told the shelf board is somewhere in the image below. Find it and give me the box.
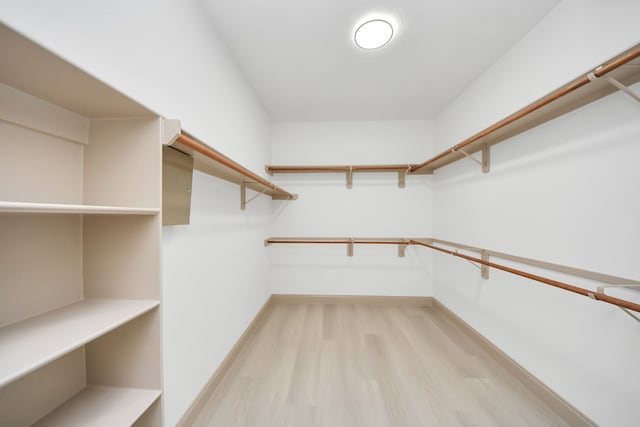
[266,237,408,245]
[259,46,640,177]
[0,23,155,118]
[170,133,297,201]
[0,299,159,387]
[33,386,160,427]
[412,47,640,174]
[0,201,160,215]
[266,164,416,174]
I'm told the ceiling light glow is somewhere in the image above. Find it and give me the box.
[354,19,394,50]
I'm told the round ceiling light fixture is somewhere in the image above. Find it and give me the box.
[354,19,394,50]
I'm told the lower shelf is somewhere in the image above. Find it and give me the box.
[0,299,159,387]
[32,386,161,427]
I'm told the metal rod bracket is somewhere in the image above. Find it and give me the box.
[241,182,268,210]
[620,308,640,324]
[347,238,354,257]
[481,250,489,279]
[455,249,483,271]
[588,70,640,103]
[605,75,640,103]
[457,146,490,174]
[458,149,482,166]
[594,283,640,324]
[346,166,353,189]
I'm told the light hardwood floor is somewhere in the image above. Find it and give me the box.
[192,302,570,426]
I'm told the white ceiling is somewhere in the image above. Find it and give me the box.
[200,0,560,122]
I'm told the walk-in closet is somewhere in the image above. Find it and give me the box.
[1,1,639,426]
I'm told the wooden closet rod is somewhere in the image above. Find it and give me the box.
[266,164,415,174]
[176,134,297,200]
[410,240,640,313]
[411,44,640,173]
[265,237,640,313]
[265,237,407,245]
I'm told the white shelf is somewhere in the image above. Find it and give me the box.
[33,386,161,427]
[0,201,159,215]
[0,299,159,387]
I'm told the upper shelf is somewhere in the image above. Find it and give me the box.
[265,164,416,188]
[411,43,640,174]
[0,23,155,119]
[266,165,414,174]
[266,43,640,179]
[169,132,297,202]
[0,201,160,215]
[265,237,409,245]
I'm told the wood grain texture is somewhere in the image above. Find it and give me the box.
[433,300,594,427]
[178,296,274,427]
[191,300,585,427]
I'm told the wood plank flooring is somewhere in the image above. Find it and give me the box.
[192,302,569,426]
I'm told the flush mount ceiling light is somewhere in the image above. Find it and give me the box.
[354,19,394,50]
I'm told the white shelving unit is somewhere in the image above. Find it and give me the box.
[0,299,160,387]
[0,24,167,426]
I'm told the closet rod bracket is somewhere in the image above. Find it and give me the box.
[481,250,490,279]
[588,70,640,103]
[456,145,490,173]
[240,181,268,210]
[398,239,409,257]
[482,144,490,173]
[347,238,354,257]
[595,284,640,324]
[398,166,410,188]
[455,248,489,278]
[346,166,353,189]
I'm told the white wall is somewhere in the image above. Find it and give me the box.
[162,172,272,426]
[269,121,435,296]
[4,0,640,425]
[0,1,273,425]
[432,1,640,425]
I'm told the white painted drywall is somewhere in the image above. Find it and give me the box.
[0,1,273,425]
[432,1,640,425]
[4,0,640,425]
[269,121,435,296]
[0,0,269,172]
[162,172,272,426]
